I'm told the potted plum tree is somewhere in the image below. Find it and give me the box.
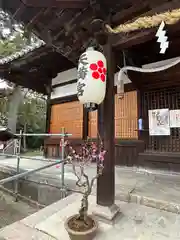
[64,139,106,240]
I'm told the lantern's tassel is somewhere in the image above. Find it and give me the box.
[117,69,124,99]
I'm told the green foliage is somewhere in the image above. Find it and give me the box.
[18,96,46,130]
[0,9,38,57]
[0,96,8,126]
[0,32,29,57]
[0,10,40,58]
[0,91,47,149]
[17,94,47,149]
[0,10,46,149]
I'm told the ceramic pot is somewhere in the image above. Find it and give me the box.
[64,215,98,240]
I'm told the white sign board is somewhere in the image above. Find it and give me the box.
[170,110,180,128]
[148,109,170,136]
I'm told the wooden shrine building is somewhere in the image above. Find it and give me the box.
[2,0,180,208]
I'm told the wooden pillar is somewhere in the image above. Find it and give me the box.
[137,90,142,140]
[45,85,52,134]
[44,83,52,157]
[83,106,89,140]
[97,42,115,206]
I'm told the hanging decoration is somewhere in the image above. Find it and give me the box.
[117,58,180,99]
[156,21,169,54]
[169,110,180,128]
[77,47,107,111]
[148,109,170,136]
[105,8,180,34]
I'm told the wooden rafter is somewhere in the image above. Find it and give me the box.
[12,2,26,19]
[2,0,180,91]
[130,33,180,64]
[21,0,89,8]
[112,0,150,25]
[111,28,156,49]
[142,0,180,17]
[111,0,180,49]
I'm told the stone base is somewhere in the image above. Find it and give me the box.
[92,204,120,225]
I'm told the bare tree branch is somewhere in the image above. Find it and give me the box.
[66,138,105,222]
[80,165,90,190]
[72,162,86,188]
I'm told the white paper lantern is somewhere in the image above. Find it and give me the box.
[77,47,107,107]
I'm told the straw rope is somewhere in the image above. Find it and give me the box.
[106,8,180,34]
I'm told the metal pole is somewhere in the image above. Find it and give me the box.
[61,127,65,188]
[15,133,72,137]
[0,159,65,185]
[14,130,22,202]
[0,153,61,162]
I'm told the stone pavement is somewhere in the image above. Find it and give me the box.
[115,167,180,213]
[0,157,180,239]
[1,156,180,212]
[0,191,37,229]
[1,193,180,239]
[114,167,180,213]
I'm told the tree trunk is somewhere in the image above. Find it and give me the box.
[7,86,22,133]
[7,86,23,154]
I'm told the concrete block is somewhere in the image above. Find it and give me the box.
[35,195,112,240]
[22,193,81,228]
[0,222,55,240]
[92,204,120,225]
[37,184,68,205]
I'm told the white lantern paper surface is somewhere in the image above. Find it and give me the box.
[77,48,107,105]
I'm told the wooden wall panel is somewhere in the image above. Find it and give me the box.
[89,91,138,139]
[89,110,98,138]
[50,101,83,138]
[115,91,138,139]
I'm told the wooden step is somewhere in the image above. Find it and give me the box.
[138,151,180,172]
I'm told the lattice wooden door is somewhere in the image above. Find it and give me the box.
[141,87,180,152]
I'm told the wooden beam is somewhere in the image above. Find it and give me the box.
[40,10,67,35]
[112,0,150,25]
[26,8,47,28]
[7,75,47,94]
[142,71,180,83]
[143,80,180,90]
[97,41,115,206]
[144,0,180,17]
[44,102,52,157]
[112,28,156,49]
[126,27,180,64]
[12,2,26,19]
[111,0,180,49]
[21,0,88,8]
[112,20,180,50]
[45,82,52,134]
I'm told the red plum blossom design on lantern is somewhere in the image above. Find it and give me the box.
[90,60,107,82]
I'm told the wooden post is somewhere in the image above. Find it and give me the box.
[45,83,52,134]
[97,42,115,206]
[44,82,52,157]
[83,106,89,140]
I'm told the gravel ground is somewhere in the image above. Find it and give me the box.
[0,191,38,229]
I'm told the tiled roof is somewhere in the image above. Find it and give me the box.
[0,40,45,65]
